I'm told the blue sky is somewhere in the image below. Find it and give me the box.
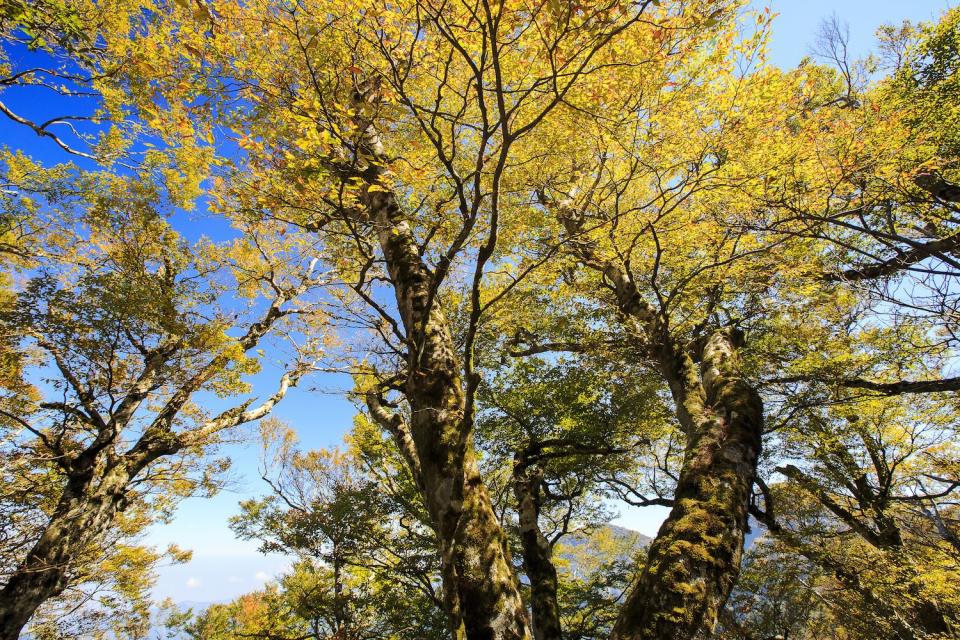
[2,0,954,606]
[762,0,952,65]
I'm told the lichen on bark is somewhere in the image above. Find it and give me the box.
[612,329,763,640]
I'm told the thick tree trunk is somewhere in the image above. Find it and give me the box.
[513,464,563,640]
[0,480,126,640]
[612,329,763,640]
[364,186,530,640]
[552,211,765,640]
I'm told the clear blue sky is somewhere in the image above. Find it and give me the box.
[763,0,952,66]
[2,0,953,606]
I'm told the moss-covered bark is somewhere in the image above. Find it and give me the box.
[554,206,765,640]
[611,329,763,640]
[363,184,530,640]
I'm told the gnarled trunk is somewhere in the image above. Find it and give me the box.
[365,185,530,640]
[0,477,127,640]
[513,464,562,640]
[612,329,763,640]
[553,207,765,640]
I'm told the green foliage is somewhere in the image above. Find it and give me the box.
[222,421,449,639]
[718,541,842,640]
[0,164,327,635]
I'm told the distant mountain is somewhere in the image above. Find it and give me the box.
[608,524,653,546]
[561,523,652,551]
[553,523,652,582]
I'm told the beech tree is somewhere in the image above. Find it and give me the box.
[154,0,741,637]
[476,358,671,640]
[736,14,960,638]
[227,419,449,639]
[0,168,327,639]
[166,1,751,637]
[3,1,960,640]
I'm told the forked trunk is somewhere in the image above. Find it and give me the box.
[613,329,763,640]
[365,186,531,640]
[553,213,765,640]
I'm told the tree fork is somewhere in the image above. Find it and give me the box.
[360,183,530,640]
[346,73,530,639]
[555,201,765,640]
[612,329,763,640]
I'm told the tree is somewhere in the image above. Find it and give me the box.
[225,420,449,639]
[178,1,748,636]
[737,13,960,638]
[0,0,215,171]
[0,169,327,639]
[512,8,960,639]
[476,358,670,640]
[161,587,306,640]
[4,1,959,640]
[512,13,780,639]
[717,538,844,640]
[156,0,740,637]
[749,395,960,638]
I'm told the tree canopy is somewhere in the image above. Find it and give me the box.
[1,1,959,640]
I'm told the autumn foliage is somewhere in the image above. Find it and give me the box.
[1,1,959,639]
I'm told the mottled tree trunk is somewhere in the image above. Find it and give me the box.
[553,207,766,640]
[364,185,530,640]
[0,479,127,640]
[513,464,562,640]
[612,329,763,640]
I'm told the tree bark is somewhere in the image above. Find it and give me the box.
[612,329,763,640]
[552,205,764,640]
[513,463,563,640]
[364,184,530,640]
[0,286,295,638]
[0,473,128,640]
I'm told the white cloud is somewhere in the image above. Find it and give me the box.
[227,575,240,584]
[254,571,270,582]
[186,577,200,588]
